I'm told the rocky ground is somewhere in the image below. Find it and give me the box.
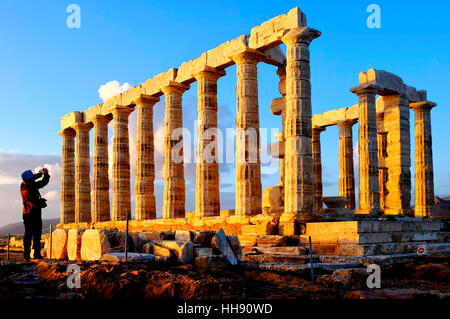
[0,253,449,300]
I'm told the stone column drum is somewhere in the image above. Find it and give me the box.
[350,84,381,215]
[194,68,225,217]
[134,95,159,220]
[382,95,412,215]
[73,123,92,223]
[111,106,133,221]
[162,82,190,219]
[92,115,111,223]
[59,128,76,224]
[233,51,263,216]
[337,119,357,209]
[312,126,325,211]
[411,101,436,218]
[280,27,321,222]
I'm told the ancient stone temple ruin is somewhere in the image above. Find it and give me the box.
[52,8,447,262]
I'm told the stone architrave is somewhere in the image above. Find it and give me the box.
[59,128,76,224]
[280,27,321,223]
[312,126,325,211]
[73,122,92,223]
[92,115,111,223]
[161,82,190,219]
[194,67,225,217]
[350,84,382,215]
[410,101,436,218]
[382,95,412,215]
[111,106,134,221]
[337,119,357,209]
[134,95,160,220]
[232,51,263,217]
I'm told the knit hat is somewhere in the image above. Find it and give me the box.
[21,170,34,181]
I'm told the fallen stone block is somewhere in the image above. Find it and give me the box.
[194,255,229,269]
[214,229,237,265]
[67,229,84,261]
[154,240,194,264]
[81,229,111,261]
[108,229,135,252]
[99,252,155,263]
[194,247,213,257]
[226,235,242,259]
[160,231,175,240]
[256,235,287,247]
[241,223,277,235]
[242,246,306,256]
[175,230,192,241]
[130,231,160,252]
[191,230,216,246]
[238,235,257,247]
[48,229,68,260]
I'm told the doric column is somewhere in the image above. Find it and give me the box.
[277,66,286,187]
[382,95,412,215]
[280,27,321,222]
[162,82,190,219]
[194,67,225,218]
[312,126,325,211]
[73,123,92,223]
[337,119,357,209]
[134,95,159,220]
[411,101,436,218]
[59,128,76,224]
[92,115,111,223]
[232,51,263,216]
[350,84,382,215]
[111,106,134,221]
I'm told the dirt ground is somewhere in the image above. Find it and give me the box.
[0,253,449,300]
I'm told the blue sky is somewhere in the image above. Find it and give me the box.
[0,0,449,227]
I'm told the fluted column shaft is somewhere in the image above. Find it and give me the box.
[312,126,325,211]
[194,68,224,217]
[411,101,436,218]
[277,66,286,187]
[92,115,111,223]
[59,128,76,224]
[337,119,356,209]
[351,84,381,214]
[134,95,159,220]
[233,51,262,216]
[112,106,133,221]
[281,27,321,220]
[162,83,189,219]
[74,123,92,223]
[381,95,412,215]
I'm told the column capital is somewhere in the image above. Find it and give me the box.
[312,126,326,134]
[133,94,160,108]
[72,122,93,132]
[410,101,436,112]
[336,118,358,128]
[350,83,381,96]
[161,81,190,95]
[58,127,76,137]
[193,66,226,82]
[230,49,265,66]
[111,105,134,116]
[91,114,112,125]
[281,27,321,46]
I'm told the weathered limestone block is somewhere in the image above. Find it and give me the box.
[280,27,321,224]
[214,229,237,265]
[175,230,192,242]
[194,68,224,217]
[350,84,382,215]
[130,230,160,252]
[411,101,436,218]
[232,51,263,217]
[237,234,257,246]
[337,119,357,209]
[312,126,325,211]
[194,247,213,257]
[243,246,306,256]
[241,224,277,235]
[100,252,155,263]
[191,230,215,246]
[162,82,190,219]
[59,128,76,224]
[111,106,134,221]
[256,235,287,247]
[262,186,283,214]
[134,95,159,220]
[80,229,111,261]
[67,229,84,261]
[48,229,68,260]
[92,115,111,223]
[249,214,278,225]
[226,235,242,259]
[73,122,92,223]
[194,255,229,269]
[154,240,194,264]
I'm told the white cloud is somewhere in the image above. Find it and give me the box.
[43,190,58,201]
[0,175,21,185]
[99,80,132,102]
